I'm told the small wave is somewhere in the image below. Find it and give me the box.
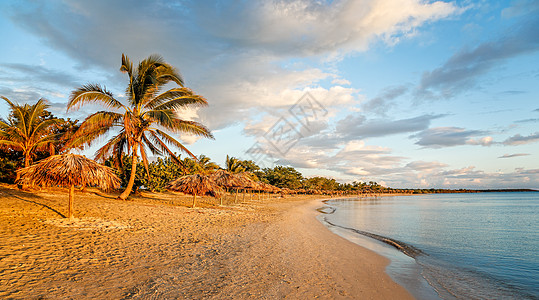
[323,217,424,258]
[316,206,336,214]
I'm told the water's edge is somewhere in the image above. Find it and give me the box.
[317,199,442,300]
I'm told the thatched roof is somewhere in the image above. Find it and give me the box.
[210,170,247,188]
[16,154,121,190]
[280,188,292,194]
[235,172,258,189]
[257,182,280,193]
[166,174,222,196]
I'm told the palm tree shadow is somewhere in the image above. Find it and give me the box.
[12,195,66,218]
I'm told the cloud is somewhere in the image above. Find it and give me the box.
[331,78,351,85]
[189,0,460,57]
[515,118,539,123]
[361,85,408,115]
[0,87,43,104]
[534,108,539,112]
[416,8,539,98]
[502,132,539,145]
[498,153,530,158]
[4,0,461,131]
[336,114,443,139]
[0,63,80,88]
[501,0,539,18]
[499,90,526,95]
[412,127,492,148]
[405,160,448,171]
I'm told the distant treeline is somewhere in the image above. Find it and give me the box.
[393,188,538,194]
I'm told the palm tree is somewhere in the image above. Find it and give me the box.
[67,54,213,200]
[197,154,219,174]
[225,155,245,173]
[0,97,59,168]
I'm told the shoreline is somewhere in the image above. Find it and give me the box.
[0,186,412,299]
[320,197,442,300]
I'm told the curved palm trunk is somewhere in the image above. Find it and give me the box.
[118,148,138,200]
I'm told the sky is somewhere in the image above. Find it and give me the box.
[0,0,538,189]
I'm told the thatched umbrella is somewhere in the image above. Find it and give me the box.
[257,182,277,200]
[166,174,222,208]
[210,170,244,205]
[16,154,121,219]
[231,172,257,203]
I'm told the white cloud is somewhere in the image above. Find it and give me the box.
[502,132,539,145]
[412,127,492,148]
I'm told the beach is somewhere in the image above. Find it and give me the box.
[0,184,411,299]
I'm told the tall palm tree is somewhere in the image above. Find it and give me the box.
[0,97,59,168]
[67,54,213,200]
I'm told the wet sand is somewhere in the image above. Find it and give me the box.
[0,184,412,299]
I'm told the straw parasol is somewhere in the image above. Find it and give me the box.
[16,154,121,219]
[210,170,245,205]
[166,174,222,208]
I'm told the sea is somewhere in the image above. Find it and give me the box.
[320,192,539,299]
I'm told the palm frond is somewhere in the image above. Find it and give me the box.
[141,133,163,156]
[30,118,59,138]
[0,117,9,130]
[94,132,125,163]
[68,84,124,111]
[27,98,49,132]
[112,134,128,169]
[138,141,150,177]
[144,109,176,129]
[154,65,184,86]
[144,87,208,110]
[147,129,193,160]
[153,129,198,159]
[170,119,214,138]
[120,53,134,78]
[0,140,21,149]
[65,111,121,150]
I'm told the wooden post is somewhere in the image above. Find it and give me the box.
[68,184,75,219]
[192,194,197,208]
[234,189,238,203]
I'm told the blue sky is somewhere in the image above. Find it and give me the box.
[1,0,538,189]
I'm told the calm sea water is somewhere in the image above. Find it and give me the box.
[323,192,539,299]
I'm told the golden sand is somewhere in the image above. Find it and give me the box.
[0,185,412,299]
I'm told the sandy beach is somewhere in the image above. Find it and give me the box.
[0,184,412,299]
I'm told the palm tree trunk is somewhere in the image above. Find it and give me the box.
[24,154,31,168]
[118,149,138,200]
[68,184,74,219]
[192,194,197,208]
